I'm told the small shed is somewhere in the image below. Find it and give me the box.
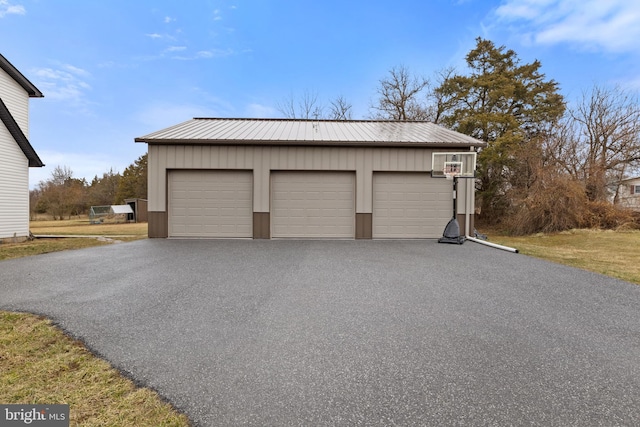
[124,198,148,223]
[90,205,134,224]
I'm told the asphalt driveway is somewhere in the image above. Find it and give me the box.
[1,239,640,426]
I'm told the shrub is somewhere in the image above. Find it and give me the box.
[502,174,640,235]
[505,175,589,235]
[583,201,638,230]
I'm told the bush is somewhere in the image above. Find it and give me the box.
[501,174,639,235]
[505,175,589,235]
[583,201,638,230]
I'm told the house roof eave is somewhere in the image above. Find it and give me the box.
[0,97,44,167]
[0,53,43,98]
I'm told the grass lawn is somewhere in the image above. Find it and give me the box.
[0,238,112,261]
[30,218,148,236]
[482,228,640,285]
[0,312,190,426]
[0,219,147,261]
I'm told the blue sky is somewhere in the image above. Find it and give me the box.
[1,0,639,188]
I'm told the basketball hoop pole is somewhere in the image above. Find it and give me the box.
[438,172,465,245]
[452,175,457,218]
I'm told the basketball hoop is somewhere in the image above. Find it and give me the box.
[443,161,462,180]
[433,153,478,245]
[444,171,459,180]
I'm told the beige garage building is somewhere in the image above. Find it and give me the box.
[135,118,485,239]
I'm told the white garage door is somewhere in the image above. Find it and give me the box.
[168,170,253,238]
[271,171,355,238]
[373,172,452,238]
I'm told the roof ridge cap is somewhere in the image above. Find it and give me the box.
[192,117,437,124]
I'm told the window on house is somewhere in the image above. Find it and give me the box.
[634,185,640,195]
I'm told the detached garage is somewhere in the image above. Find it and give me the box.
[135,118,485,239]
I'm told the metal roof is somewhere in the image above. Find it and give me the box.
[135,118,486,148]
[0,53,43,98]
[110,205,134,214]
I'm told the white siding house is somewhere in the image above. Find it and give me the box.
[0,54,44,241]
[616,176,640,211]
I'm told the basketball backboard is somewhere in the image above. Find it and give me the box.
[431,152,477,178]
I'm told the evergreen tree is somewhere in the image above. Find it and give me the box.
[88,168,121,206]
[116,153,147,202]
[435,38,565,221]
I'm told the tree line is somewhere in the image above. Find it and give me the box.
[32,38,639,232]
[30,154,147,220]
[280,37,640,234]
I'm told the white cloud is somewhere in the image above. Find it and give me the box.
[146,33,163,39]
[164,16,175,24]
[213,9,222,21]
[614,75,640,92]
[0,0,25,18]
[166,46,187,52]
[169,48,234,60]
[62,64,90,77]
[199,48,233,58]
[31,65,92,105]
[495,0,640,53]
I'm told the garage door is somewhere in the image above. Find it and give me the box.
[373,172,451,238]
[168,170,253,238]
[271,171,355,238]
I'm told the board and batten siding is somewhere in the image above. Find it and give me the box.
[148,144,474,216]
[0,66,30,136]
[0,124,29,239]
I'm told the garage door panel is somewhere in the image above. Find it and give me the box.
[373,172,451,238]
[272,172,355,238]
[169,170,253,238]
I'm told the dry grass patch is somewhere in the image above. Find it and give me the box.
[0,219,148,260]
[0,311,190,426]
[30,219,148,236]
[0,238,114,261]
[484,228,640,285]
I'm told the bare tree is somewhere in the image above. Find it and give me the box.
[328,95,353,120]
[370,65,430,120]
[427,67,456,124]
[276,93,297,118]
[549,85,640,201]
[37,166,87,219]
[50,165,74,186]
[579,85,640,201]
[276,89,324,119]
